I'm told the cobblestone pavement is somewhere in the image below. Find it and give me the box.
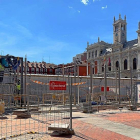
[1,109,140,140]
[39,110,140,140]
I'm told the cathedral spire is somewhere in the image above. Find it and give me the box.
[119,13,121,19]
[114,16,115,23]
[98,37,100,42]
[87,41,89,47]
[124,15,126,20]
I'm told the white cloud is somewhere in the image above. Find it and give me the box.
[81,0,89,5]
[102,5,107,9]
[68,6,81,14]
[17,24,33,38]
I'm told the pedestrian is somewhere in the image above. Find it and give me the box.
[16,79,24,107]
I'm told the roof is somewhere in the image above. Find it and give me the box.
[19,61,57,69]
[113,19,126,25]
[123,39,138,49]
[88,41,112,49]
[28,62,32,67]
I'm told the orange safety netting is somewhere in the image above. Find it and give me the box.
[30,79,86,86]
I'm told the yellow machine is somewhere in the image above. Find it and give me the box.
[0,99,5,115]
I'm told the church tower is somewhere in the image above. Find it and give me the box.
[113,14,127,44]
[136,22,140,46]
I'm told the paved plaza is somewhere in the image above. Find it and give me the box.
[1,108,140,140]
[40,109,140,140]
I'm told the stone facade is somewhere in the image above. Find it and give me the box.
[87,14,140,78]
[73,52,87,63]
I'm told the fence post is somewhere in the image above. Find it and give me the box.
[118,66,120,104]
[20,57,23,107]
[21,57,23,95]
[88,63,92,112]
[115,68,118,101]
[74,63,76,105]
[70,75,72,130]
[104,65,107,99]
[78,65,80,104]
[130,67,133,104]
[24,55,27,107]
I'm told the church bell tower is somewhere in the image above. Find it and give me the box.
[113,14,127,44]
[136,22,140,46]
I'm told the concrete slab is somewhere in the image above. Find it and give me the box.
[48,123,69,131]
[12,109,31,118]
[13,109,28,115]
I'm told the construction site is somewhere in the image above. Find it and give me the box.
[0,55,140,140]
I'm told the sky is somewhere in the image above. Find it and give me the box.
[0,0,140,65]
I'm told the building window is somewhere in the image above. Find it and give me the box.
[41,68,43,73]
[71,67,74,73]
[95,50,97,57]
[124,59,127,70]
[116,61,119,68]
[100,50,103,55]
[44,68,47,73]
[115,26,118,32]
[50,68,53,74]
[31,67,34,72]
[88,52,90,59]
[102,64,104,72]
[133,58,137,70]
[121,24,123,30]
[92,51,94,58]
[36,68,39,72]
[108,63,111,71]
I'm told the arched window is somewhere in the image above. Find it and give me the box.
[102,64,104,72]
[88,52,90,59]
[100,50,103,55]
[133,58,137,70]
[93,68,94,74]
[124,59,127,70]
[108,63,111,71]
[31,66,34,72]
[36,68,39,73]
[27,67,29,72]
[95,50,97,57]
[116,61,119,68]
[92,51,94,58]
[115,26,118,32]
[121,24,123,30]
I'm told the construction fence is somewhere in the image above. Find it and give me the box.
[0,71,74,140]
[0,68,140,139]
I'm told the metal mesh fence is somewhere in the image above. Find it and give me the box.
[0,72,72,140]
[76,67,140,112]
[0,67,140,139]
